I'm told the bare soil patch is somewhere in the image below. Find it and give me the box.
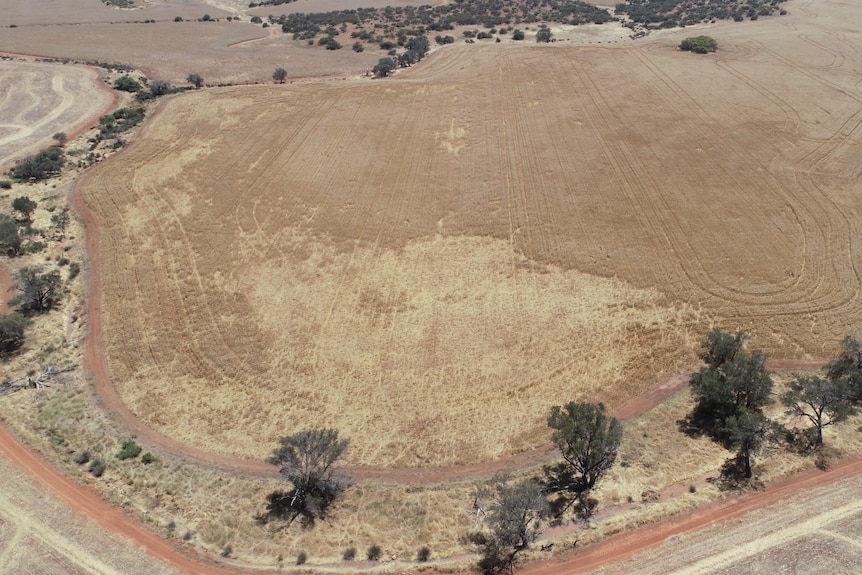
[0,60,114,169]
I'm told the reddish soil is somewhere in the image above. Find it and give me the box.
[515,452,862,575]
[2,413,860,575]
[0,422,240,575]
[0,262,11,313]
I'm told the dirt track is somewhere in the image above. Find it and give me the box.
[2,415,860,575]
[0,423,233,575]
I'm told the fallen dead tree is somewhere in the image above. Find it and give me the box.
[0,365,73,395]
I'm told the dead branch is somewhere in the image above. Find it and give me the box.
[0,365,74,395]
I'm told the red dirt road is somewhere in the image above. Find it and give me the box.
[516,452,862,575]
[0,422,240,575]
[2,414,860,575]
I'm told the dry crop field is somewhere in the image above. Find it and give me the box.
[587,470,862,575]
[0,60,114,168]
[75,0,862,468]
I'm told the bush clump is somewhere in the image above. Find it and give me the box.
[89,459,106,477]
[417,546,431,562]
[141,452,155,464]
[343,547,356,561]
[117,440,142,460]
[679,35,717,54]
[367,544,381,561]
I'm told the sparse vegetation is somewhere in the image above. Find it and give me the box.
[616,0,785,29]
[0,214,21,255]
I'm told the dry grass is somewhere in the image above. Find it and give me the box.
[79,2,862,466]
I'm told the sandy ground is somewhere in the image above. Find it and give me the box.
[0,60,115,169]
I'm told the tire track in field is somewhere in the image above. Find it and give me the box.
[630,47,807,306]
[631,46,856,320]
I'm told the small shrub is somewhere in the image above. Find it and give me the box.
[688,484,697,493]
[221,544,232,557]
[68,262,80,281]
[74,451,91,465]
[512,29,525,40]
[352,41,364,52]
[417,546,430,562]
[89,459,106,477]
[141,452,155,464]
[114,75,141,93]
[296,551,307,565]
[57,257,69,266]
[117,440,142,460]
[0,180,11,189]
[174,16,183,22]
[367,544,382,561]
[343,547,356,561]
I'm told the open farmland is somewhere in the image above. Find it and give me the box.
[0,60,114,169]
[75,0,862,468]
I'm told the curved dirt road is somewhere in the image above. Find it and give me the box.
[2,415,860,575]
[0,422,238,575]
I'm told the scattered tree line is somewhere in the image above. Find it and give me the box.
[263,0,610,51]
[684,329,860,484]
[372,34,431,77]
[615,0,786,30]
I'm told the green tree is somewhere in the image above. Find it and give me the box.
[114,75,141,92]
[687,329,774,481]
[264,428,350,525]
[12,196,37,223]
[12,147,65,181]
[148,80,172,97]
[0,214,21,255]
[186,73,204,88]
[373,57,396,78]
[679,35,717,54]
[512,29,525,40]
[781,374,856,447]
[12,266,63,313]
[272,67,287,83]
[476,479,548,574]
[52,132,67,146]
[0,313,28,355]
[826,335,862,400]
[536,26,552,43]
[544,402,622,519]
